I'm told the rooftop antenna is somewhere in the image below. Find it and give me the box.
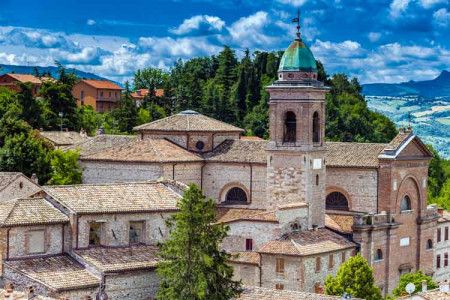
[292,9,301,40]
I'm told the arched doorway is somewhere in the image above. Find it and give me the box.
[326,192,349,211]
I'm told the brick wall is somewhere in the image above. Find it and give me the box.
[326,168,378,213]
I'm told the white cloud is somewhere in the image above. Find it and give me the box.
[311,40,364,58]
[138,36,220,58]
[390,0,411,18]
[86,19,96,26]
[51,46,108,64]
[433,8,450,26]
[368,32,382,42]
[418,0,448,8]
[170,15,225,35]
[275,0,308,7]
[0,27,76,50]
[225,11,279,48]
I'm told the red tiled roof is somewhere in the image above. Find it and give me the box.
[80,79,122,90]
[230,252,260,265]
[4,73,41,84]
[238,286,361,300]
[131,88,164,99]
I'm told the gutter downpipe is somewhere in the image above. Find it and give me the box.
[61,223,65,254]
[200,162,206,190]
[6,227,11,260]
[76,214,80,250]
[172,163,178,180]
[250,164,253,203]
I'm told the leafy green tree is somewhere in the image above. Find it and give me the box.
[156,184,241,300]
[137,107,151,125]
[427,144,448,199]
[0,130,52,184]
[133,67,167,91]
[392,270,438,297]
[16,82,45,129]
[113,81,138,133]
[324,253,382,300]
[76,105,101,136]
[50,149,82,185]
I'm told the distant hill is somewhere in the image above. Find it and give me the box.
[362,70,450,98]
[0,64,122,86]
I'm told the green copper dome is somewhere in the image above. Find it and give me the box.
[279,39,317,72]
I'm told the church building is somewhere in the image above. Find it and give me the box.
[74,25,440,296]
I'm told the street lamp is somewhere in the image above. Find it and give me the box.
[58,112,63,132]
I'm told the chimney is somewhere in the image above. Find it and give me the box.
[422,280,427,293]
[406,126,413,133]
[26,286,35,299]
[399,127,405,134]
[30,173,38,185]
[438,207,444,216]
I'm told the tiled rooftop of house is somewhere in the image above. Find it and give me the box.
[82,138,203,163]
[0,172,23,191]
[45,180,183,214]
[74,245,160,272]
[80,79,122,90]
[4,73,42,84]
[134,111,245,133]
[384,130,412,151]
[438,210,450,223]
[216,208,277,224]
[203,140,267,164]
[326,142,387,168]
[325,214,354,234]
[236,286,360,300]
[0,198,68,227]
[230,252,260,265]
[397,289,450,300]
[4,255,99,292]
[39,131,90,146]
[131,88,164,99]
[259,228,356,256]
[64,134,136,156]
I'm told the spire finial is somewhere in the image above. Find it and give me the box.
[292,9,301,40]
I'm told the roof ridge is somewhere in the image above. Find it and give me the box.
[3,199,19,225]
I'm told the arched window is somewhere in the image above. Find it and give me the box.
[426,239,433,250]
[326,192,349,211]
[375,249,383,261]
[313,111,320,143]
[401,195,411,211]
[283,111,296,143]
[225,187,248,204]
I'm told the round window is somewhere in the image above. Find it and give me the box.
[196,141,205,150]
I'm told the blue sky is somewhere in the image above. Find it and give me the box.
[0,0,449,83]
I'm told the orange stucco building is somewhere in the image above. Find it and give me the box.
[72,79,122,113]
[0,73,44,95]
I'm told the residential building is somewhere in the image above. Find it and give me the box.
[0,73,48,95]
[72,79,122,113]
[0,172,41,201]
[435,209,450,283]
[131,88,164,107]
[73,27,439,296]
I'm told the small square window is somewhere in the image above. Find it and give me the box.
[275,283,284,290]
[245,239,253,251]
[129,221,144,244]
[28,230,45,254]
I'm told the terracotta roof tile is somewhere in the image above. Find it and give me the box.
[82,138,203,163]
[237,286,361,300]
[325,214,354,234]
[45,180,183,214]
[39,131,90,146]
[259,228,356,256]
[5,255,99,291]
[5,73,41,84]
[385,131,412,151]
[438,211,450,223]
[134,111,244,133]
[397,289,450,300]
[81,79,122,90]
[75,245,160,272]
[0,172,22,191]
[64,134,136,156]
[230,252,260,265]
[131,89,164,99]
[240,136,265,141]
[216,208,277,224]
[203,140,267,164]
[0,198,68,227]
[326,142,387,168]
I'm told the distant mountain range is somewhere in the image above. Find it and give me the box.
[362,70,450,99]
[0,64,121,86]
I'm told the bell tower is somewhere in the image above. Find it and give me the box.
[265,14,329,229]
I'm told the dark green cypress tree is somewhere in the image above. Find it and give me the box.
[17,82,45,129]
[157,184,242,300]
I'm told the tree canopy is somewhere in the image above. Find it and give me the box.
[156,184,241,300]
[392,270,438,298]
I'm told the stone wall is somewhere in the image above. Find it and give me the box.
[0,176,41,201]
[3,265,97,299]
[8,225,64,259]
[163,163,203,187]
[76,212,172,249]
[229,262,260,287]
[202,163,266,208]
[104,269,160,300]
[326,168,378,213]
[222,221,280,252]
[82,161,164,184]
